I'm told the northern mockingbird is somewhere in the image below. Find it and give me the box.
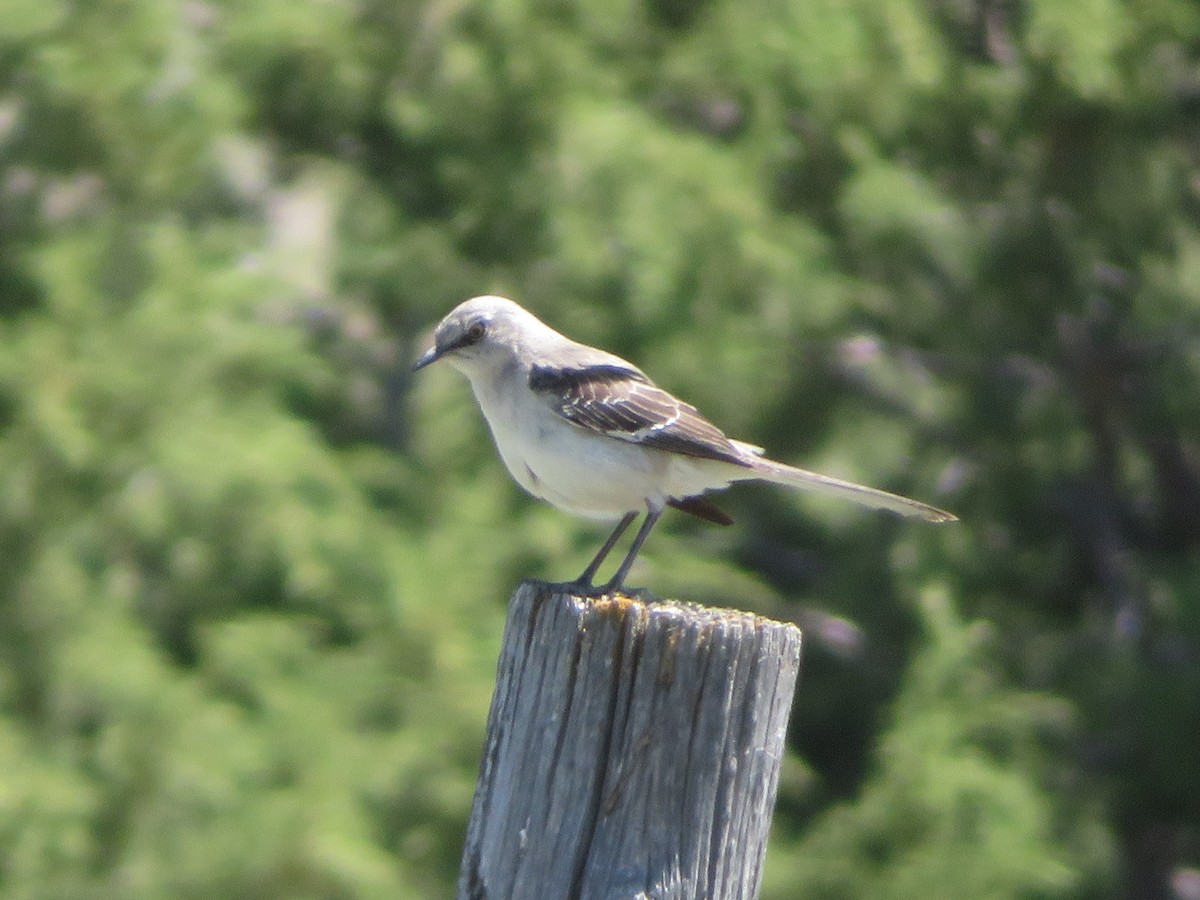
[414,295,956,594]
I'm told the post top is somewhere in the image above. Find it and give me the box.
[518,579,802,639]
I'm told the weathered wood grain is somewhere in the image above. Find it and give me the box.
[458,581,803,900]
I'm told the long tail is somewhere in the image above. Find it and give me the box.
[745,456,957,523]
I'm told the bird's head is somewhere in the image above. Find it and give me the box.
[412,295,542,377]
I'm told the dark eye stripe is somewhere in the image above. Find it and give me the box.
[442,322,485,353]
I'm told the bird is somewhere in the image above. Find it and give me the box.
[413,295,956,595]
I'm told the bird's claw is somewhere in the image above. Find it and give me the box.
[557,578,607,598]
[556,578,656,601]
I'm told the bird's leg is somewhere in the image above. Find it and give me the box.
[601,503,663,595]
[567,511,638,591]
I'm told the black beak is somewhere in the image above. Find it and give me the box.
[412,345,442,372]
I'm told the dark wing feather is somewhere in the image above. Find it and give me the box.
[668,495,734,526]
[529,364,752,468]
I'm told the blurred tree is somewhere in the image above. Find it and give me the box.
[2,0,1199,896]
[764,590,1112,899]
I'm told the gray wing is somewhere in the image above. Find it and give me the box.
[529,364,753,468]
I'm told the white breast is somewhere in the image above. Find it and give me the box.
[465,368,673,519]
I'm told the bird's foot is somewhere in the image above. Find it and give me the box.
[596,580,657,602]
[557,577,607,598]
[555,578,656,602]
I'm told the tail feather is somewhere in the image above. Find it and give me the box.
[749,458,957,523]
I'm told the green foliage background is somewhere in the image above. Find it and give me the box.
[2,0,1198,896]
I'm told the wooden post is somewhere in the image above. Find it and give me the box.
[458,581,803,900]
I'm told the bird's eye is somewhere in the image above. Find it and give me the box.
[465,322,486,344]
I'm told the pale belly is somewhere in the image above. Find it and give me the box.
[466,367,737,518]
[491,410,667,518]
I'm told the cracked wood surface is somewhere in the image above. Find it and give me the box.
[458,581,803,900]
